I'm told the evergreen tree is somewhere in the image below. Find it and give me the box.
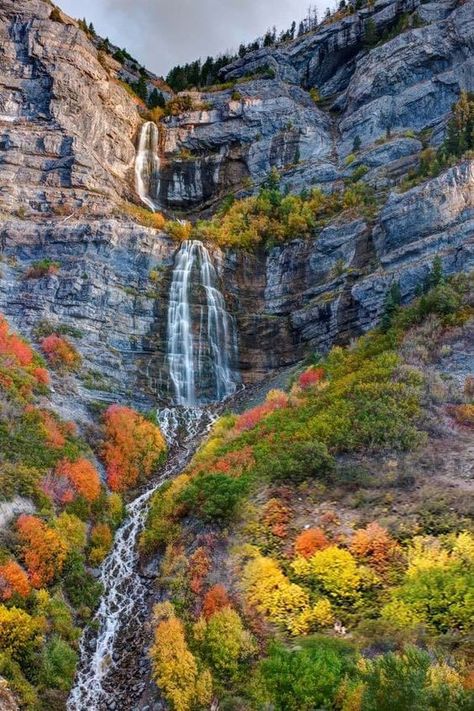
[364,18,378,46]
[148,88,165,109]
[381,281,401,331]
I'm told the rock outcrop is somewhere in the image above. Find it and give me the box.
[0,0,473,409]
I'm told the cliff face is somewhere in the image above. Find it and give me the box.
[0,0,473,408]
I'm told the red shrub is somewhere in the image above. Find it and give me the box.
[298,367,325,390]
[294,528,329,558]
[55,458,101,502]
[202,584,231,620]
[235,396,287,433]
[102,405,166,492]
[40,334,81,370]
[0,560,31,600]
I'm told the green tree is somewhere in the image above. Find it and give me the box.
[252,637,355,711]
[381,281,401,331]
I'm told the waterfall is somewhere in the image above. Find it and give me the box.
[135,121,160,211]
[167,240,238,406]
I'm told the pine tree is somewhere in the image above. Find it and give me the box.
[364,18,378,47]
[381,281,401,331]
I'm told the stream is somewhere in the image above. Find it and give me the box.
[67,409,215,710]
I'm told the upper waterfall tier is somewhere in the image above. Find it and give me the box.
[135,121,161,211]
[167,240,239,406]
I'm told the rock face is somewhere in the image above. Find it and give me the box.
[149,0,474,212]
[0,0,473,408]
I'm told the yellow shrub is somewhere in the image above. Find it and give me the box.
[292,546,362,601]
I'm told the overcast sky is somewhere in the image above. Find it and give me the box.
[58,0,329,77]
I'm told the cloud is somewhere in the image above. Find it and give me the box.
[58,0,329,75]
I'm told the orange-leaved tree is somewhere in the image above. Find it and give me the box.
[16,515,67,587]
[102,405,166,491]
[55,458,101,502]
[0,560,31,600]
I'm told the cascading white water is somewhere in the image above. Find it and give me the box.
[135,121,160,211]
[167,240,238,405]
[68,411,216,711]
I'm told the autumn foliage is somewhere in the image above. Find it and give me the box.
[40,334,81,370]
[202,584,231,620]
[294,528,329,558]
[235,392,288,433]
[0,560,31,600]
[16,515,67,587]
[0,316,48,390]
[350,522,401,572]
[55,458,101,502]
[298,367,325,390]
[102,405,166,491]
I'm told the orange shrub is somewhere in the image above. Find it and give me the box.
[37,409,66,449]
[0,317,34,368]
[298,367,325,390]
[202,584,231,620]
[212,446,255,476]
[55,458,101,502]
[452,404,474,426]
[102,405,166,491]
[32,367,50,386]
[0,561,31,600]
[17,515,67,587]
[350,522,400,572]
[40,334,81,370]
[294,528,330,558]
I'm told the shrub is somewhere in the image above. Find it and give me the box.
[179,473,249,523]
[451,404,474,426]
[24,259,59,280]
[0,561,31,600]
[17,515,67,588]
[298,367,325,390]
[294,528,329,558]
[350,522,401,572]
[252,638,355,711]
[202,585,231,620]
[121,202,166,230]
[40,335,81,371]
[0,606,44,662]
[292,546,362,602]
[102,405,166,491]
[255,440,334,484]
[38,636,77,691]
[88,523,113,566]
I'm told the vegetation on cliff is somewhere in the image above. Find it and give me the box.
[0,316,165,708]
[141,269,474,710]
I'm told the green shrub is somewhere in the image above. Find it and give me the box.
[38,637,77,692]
[252,637,355,711]
[179,473,250,523]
